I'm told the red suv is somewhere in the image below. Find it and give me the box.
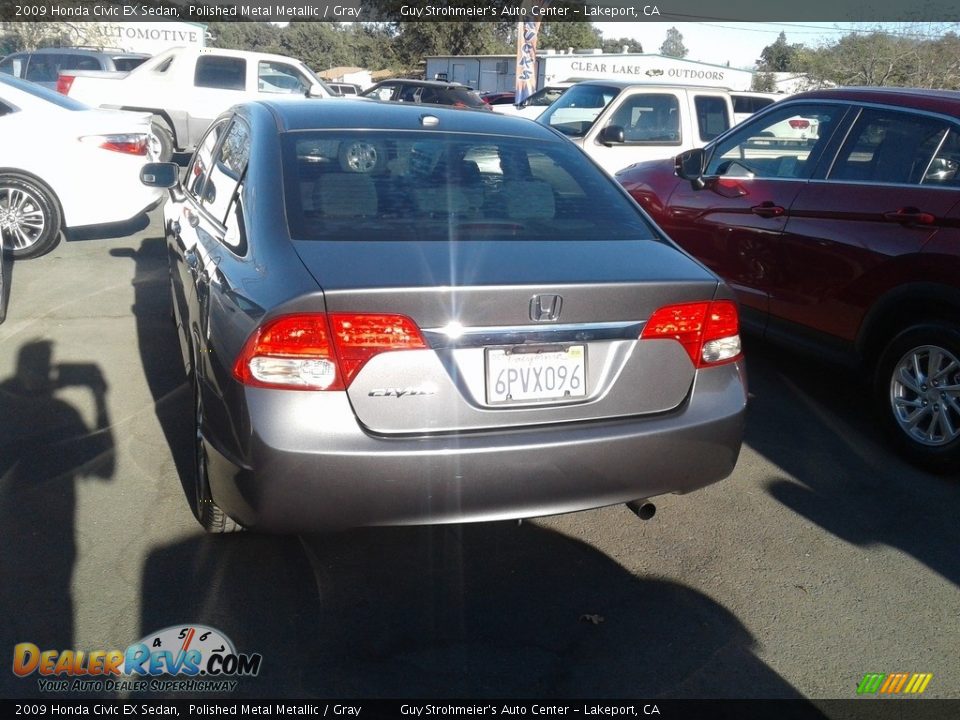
[617,87,960,472]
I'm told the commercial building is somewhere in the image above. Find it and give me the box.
[426,51,755,93]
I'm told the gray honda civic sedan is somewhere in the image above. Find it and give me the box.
[141,99,747,533]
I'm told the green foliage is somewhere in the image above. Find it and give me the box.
[795,28,960,89]
[757,31,802,72]
[659,27,687,58]
[538,22,602,52]
[751,72,776,92]
[601,37,644,54]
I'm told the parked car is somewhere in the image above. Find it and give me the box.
[0,75,161,258]
[361,79,490,111]
[328,82,362,97]
[493,84,572,119]
[537,81,735,175]
[139,99,747,533]
[0,47,149,90]
[481,91,515,106]
[60,46,333,161]
[616,87,960,472]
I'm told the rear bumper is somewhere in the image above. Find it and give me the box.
[206,362,747,533]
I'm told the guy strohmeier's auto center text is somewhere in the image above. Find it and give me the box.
[9,2,659,21]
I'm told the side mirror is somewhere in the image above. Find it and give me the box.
[599,125,625,146]
[140,163,180,189]
[306,83,327,98]
[675,148,707,190]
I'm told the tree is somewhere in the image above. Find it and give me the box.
[0,21,111,52]
[757,31,801,72]
[390,22,511,75]
[659,27,687,58]
[207,22,282,55]
[538,22,601,52]
[793,25,960,90]
[751,72,777,92]
[601,36,643,54]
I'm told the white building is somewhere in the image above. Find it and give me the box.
[426,52,755,94]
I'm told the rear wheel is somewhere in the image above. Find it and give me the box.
[149,119,175,163]
[192,351,243,533]
[0,173,62,259]
[874,324,960,474]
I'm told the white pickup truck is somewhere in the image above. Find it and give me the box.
[536,80,736,175]
[61,46,332,160]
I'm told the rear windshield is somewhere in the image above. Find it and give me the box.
[732,95,776,114]
[112,57,148,72]
[537,84,621,138]
[282,131,654,243]
[445,87,486,108]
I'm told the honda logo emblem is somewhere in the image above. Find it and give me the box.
[530,294,562,322]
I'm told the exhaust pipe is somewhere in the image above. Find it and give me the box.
[627,500,656,520]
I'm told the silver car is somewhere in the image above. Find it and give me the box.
[141,99,747,533]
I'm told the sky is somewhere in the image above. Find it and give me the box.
[590,21,958,70]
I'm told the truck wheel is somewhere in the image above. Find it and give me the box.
[0,172,63,259]
[149,119,175,163]
[874,324,960,474]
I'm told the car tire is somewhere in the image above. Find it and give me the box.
[874,324,960,474]
[338,140,386,173]
[192,349,243,533]
[149,119,175,163]
[0,173,63,259]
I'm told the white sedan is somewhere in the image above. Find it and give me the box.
[0,74,163,258]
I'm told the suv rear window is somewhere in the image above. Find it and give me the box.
[195,56,246,90]
[282,131,654,243]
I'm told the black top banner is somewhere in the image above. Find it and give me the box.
[1,0,959,23]
[4,700,960,719]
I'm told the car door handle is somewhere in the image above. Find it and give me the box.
[750,202,785,218]
[183,208,200,228]
[184,248,199,271]
[883,207,936,225]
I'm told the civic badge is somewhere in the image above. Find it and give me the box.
[530,294,562,322]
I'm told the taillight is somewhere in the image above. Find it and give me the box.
[328,313,427,386]
[233,313,427,390]
[79,134,149,156]
[640,301,741,368]
[788,119,810,129]
[56,74,75,95]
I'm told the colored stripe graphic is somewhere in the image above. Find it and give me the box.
[857,674,886,694]
[858,672,933,695]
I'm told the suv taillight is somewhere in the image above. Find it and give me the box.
[640,301,742,368]
[233,313,427,390]
[788,119,810,129]
[56,74,75,95]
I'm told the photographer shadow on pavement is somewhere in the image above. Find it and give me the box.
[137,521,818,701]
[0,340,115,694]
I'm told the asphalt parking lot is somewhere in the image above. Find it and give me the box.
[0,210,957,700]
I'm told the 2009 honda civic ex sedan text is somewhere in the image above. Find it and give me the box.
[141,98,747,533]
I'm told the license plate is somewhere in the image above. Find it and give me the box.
[485,345,586,405]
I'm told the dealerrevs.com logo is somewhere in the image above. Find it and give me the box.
[12,625,262,693]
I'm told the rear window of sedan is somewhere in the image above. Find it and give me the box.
[282,131,656,242]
